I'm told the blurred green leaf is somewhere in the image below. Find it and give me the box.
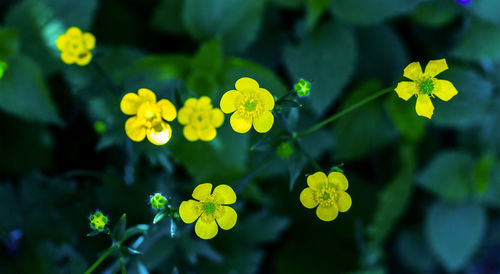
[469,0,500,25]
[0,183,18,238]
[431,68,493,128]
[474,153,495,195]
[112,214,127,241]
[152,0,185,35]
[153,211,166,224]
[305,0,332,30]
[0,28,19,59]
[387,93,426,142]
[418,150,474,201]
[454,18,500,61]
[396,228,436,272]
[128,247,143,255]
[270,0,302,9]
[329,0,422,25]
[425,202,486,272]
[0,55,61,124]
[182,0,264,53]
[410,0,460,27]
[86,230,101,237]
[283,22,357,115]
[121,224,149,243]
[192,40,222,74]
[480,165,500,209]
[235,211,290,243]
[332,81,397,161]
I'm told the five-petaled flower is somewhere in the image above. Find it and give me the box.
[179,183,237,240]
[120,88,177,145]
[300,171,352,222]
[178,96,224,142]
[89,211,108,231]
[56,27,95,66]
[220,77,275,134]
[395,59,458,119]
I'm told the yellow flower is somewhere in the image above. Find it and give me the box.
[299,171,352,222]
[395,59,458,119]
[220,77,275,133]
[56,27,95,66]
[120,88,177,145]
[179,183,237,240]
[177,96,224,142]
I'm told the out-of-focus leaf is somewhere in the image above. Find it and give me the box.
[192,40,222,74]
[283,22,356,115]
[387,92,426,142]
[469,0,500,25]
[431,69,493,128]
[122,224,149,243]
[152,0,185,35]
[270,0,302,9]
[153,212,166,224]
[287,152,307,191]
[410,0,460,27]
[418,150,474,201]
[86,230,101,237]
[425,202,486,272]
[305,0,332,30]
[235,211,290,243]
[329,0,423,25]
[181,237,223,264]
[0,183,18,238]
[0,28,19,59]
[480,165,500,209]
[128,247,143,255]
[396,228,436,272]
[112,214,127,241]
[332,81,397,161]
[454,18,500,61]
[182,0,265,53]
[474,153,495,196]
[0,55,61,124]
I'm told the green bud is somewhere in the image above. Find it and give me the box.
[150,193,167,210]
[277,141,294,159]
[89,211,108,231]
[93,121,107,134]
[294,79,311,97]
[0,61,8,79]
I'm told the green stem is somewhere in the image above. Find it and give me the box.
[275,90,296,106]
[293,86,394,139]
[84,245,116,274]
[120,254,127,274]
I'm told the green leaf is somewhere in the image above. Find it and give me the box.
[127,247,143,255]
[396,228,436,272]
[112,214,127,241]
[431,68,493,128]
[182,0,265,53]
[418,150,474,201]
[425,202,486,272]
[454,18,500,61]
[121,224,149,243]
[480,165,500,209]
[0,28,19,59]
[410,0,460,27]
[474,153,495,195]
[305,0,332,30]
[387,92,426,142]
[329,0,423,25]
[152,0,185,35]
[153,211,166,224]
[0,55,61,124]
[283,22,356,115]
[192,40,222,74]
[469,0,500,25]
[86,230,101,237]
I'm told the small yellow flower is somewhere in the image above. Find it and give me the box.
[220,77,275,134]
[179,183,237,240]
[177,96,224,142]
[89,211,108,231]
[300,171,352,222]
[56,27,95,66]
[120,88,177,145]
[395,59,458,119]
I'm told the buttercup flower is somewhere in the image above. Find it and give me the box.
[220,77,275,133]
[89,211,108,231]
[179,183,237,240]
[120,88,177,145]
[56,27,95,66]
[300,171,352,222]
[395,59,458,119]
[177,96,224,142]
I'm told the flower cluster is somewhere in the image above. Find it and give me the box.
[56,27,95,66]
[178,96,224,142]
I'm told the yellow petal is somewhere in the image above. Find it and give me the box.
[216,206,237,230]
[337,191,352,212]
[300,188,319,209]
[212,184,236,205]
[195,218,218,240]
[83,32,95,50]
[56,34,67,50]
[307,172,327,190]
[125,117,146,142]
[235,77,259,91]
[316,204,339,222]
[433,80,458,102]
[177,107,193,125]
[146,122,172,145]
[198,126,216,141]
[157,99,177,121]
[230,111,252,133]
[252,111,274,133]
[138,88,156,103]
[120,93,142,115]
[328,172,348,191]
[197,96,211,108]
[192,183,213,200]
[257,88,274,110]
[394,81,418,101]
[184,97,198,107]
[403,62,423,81]
[210,108,224,128]
[179,200,202,224]
[415,94,434,119]
[424,59,448,78]
[183,125,199,142]
[75,52,92,66]
[220,90,240,113]
[66,26,82,36]
[61,52,75,64]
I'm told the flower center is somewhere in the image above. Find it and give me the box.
[203,202,216,214]
[245,100,256,111]
[315,184,338,207]
[419,79,434,95]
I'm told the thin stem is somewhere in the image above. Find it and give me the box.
[120,254,127,274]
[84,245,116,274]
[275,90,296,106]
[91,61,121,94]
[293,86,394,139]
